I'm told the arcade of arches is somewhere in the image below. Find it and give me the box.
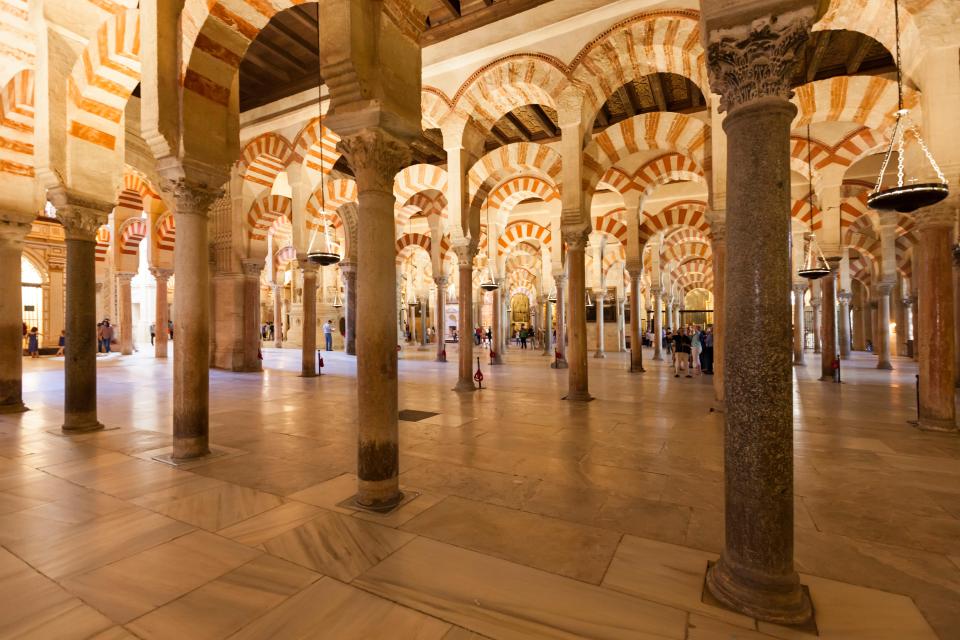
[0,0,958,637]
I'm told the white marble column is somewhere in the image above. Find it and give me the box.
[117,272,135,355]
[272,284,283,348]
[0,219,32,413]
[150,268,172,359]
[593,290,606,358]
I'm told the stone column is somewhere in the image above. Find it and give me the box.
[117,272,135,355]
[52,191,111,432]
[820,265,838,381]
[617,297,627,352]
[490,281,503,364]
[0,219,31,413]
[434,275,447,362]
[163,179,221,459]
[563,228,591,400]
[150,268,172,359]
[453,245,476,390]
[875,283,893,370]
[792,284,806,365]
[341,262,357,355]
[711,219,726,408]
[954,245,960,384]
[338,129,409,509]
[810,295,821,354]
[902,295,914,357]
[666,301,674,331]
[272,284,283,348]
[629,273,644,372]
[299,261,318,376]
[593,290,606,358]
[239,261,262,371]
[916,206,957,431]
[703,9,813,624]
[838,291,852,359]
[551,274,568,368]
[652,286,663,360]
[542,295,553,356]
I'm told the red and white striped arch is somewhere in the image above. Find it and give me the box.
[240,133,293,189]
[305,178,357,231]
[791,197,823,232]
[498,220,552,256]
[395,232,432,265]
[469,142,562,205]
[632,152,705,197]
[394,163,449,204]
[840,191,870,232]
[291,118,341,182]
[246,193,292,242]
[594,212,629,244]
[156,212,175,252]
[274,244,298,272]
[68,9,140,150]
[487,175,559,213]
[95,225,111,263]
[792,76,919,133]
[0,68,33,177]
[638,200,709,244]
[118,217,147,256]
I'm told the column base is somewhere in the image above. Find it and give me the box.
[876,361,893,370]
[348,490,406,514]
[299,372,317,378]
[551,359,568,369]
[711,400,726,414]
[436,355,447,363]
[593,351,606,359]
[918,416,958,433]
[453,379,477,392]
[564,391,593,402]
[792,359,805,366]
[705,558,812,626]
[653,354,663,361]
[62,420,104,434]
[172,436,211,461]
[0,402,28,414]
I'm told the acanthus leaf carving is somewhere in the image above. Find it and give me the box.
[337,129,411,195]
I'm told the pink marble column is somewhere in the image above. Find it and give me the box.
[490,281,503,365]
[0,219,31,413]
[453,245,477,390]
[117,272,135,355]
[916,206,957,431]
[563,229,590,400]
[272,284,283,348]
[338,129,409,509]
[704,9,812,624]
[434,275,447,362]
[150,268,172,359]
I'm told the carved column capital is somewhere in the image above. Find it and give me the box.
[837,290,853,304]
[876,282,895,296]
[452,243,477,268]
[706,8,814,113]
[48,187,112,241]
[297,259,319,277]
[553,273,568,287]
[149,267,174,281]
[337,129,411,194]
[240,260,263,279]
[116,272,135,284]
[561,227,590,251]
[434,275,449,287]
[0,218,32,247]
[160,178,223,218]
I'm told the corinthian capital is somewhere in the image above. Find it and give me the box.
[47,186,112,241]
[452,243,477,268]
[160,178,223,218]
[561,227,590,251]
[706,8,814,113]
[337,129,411,194]
[0,218,32,246]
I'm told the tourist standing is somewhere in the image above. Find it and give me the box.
[100,320,114,353]
[323,319,334,351]
[690,325,702,376]
[27,327,39,358]
[56,331,65,356]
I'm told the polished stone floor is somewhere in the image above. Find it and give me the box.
[0,342,957,639]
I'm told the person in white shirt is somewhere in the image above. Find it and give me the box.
[323,319,334,351]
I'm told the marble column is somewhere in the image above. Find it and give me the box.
[272,284,283,348]
[0,219,31,413]
[434,275,447,362]
[666,302,674,331]
[117,272,135,355]
[838,291,852,359]
[875,283,893,370]
[820,265,839,381]
[704,9,812,624]
[164,180,220,459]
[299,261,318,376]
[593,290,606,358]
[150,268,172,359]
[342,263,357,355]
[652,286,663,360]
[792,284,806,365]
[563,229,590,400]
[629,274,644,372]
[711,219,727,409]
[53,191,111,432]
[453,245,477,391]
[490,281,503,364]
[902,295,914,357]
[954,246,960,385]
[551,274,568,368]
[239,261,262,371]
[338,129,409,509]
[810,296,821,354]
[617,297,626,352]
[916,206,957,431]
[542,295,553,356]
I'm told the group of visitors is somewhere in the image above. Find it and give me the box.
[515,325,532,349]
[148,321,174,345]
[665,325,714,378]
[96,320,115,353]
[260,321,277,342]
[473,326,493,347]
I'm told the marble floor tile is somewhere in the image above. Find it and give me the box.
[288,472,361,514]
[61,529,260,623]
[189,453,338,496]
[685,615,771,639]
[262,509,414,581]
[227,576,451,639]
[127,555,320,639]
[217,501,324,547]
[353,489,445,528]
[402,495,621,583]
[147,483,284,531]
[355,536,688,640]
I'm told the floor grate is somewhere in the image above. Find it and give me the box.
[398,409,438,422]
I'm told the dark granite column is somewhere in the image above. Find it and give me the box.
[563,228,591,400]
[50,189,112,432]
[338,129,410,509]
[629,271,644,372]
[0,219,32,413]
[792,284,806,365]
[704,8,813,624]
[710,218,726,409]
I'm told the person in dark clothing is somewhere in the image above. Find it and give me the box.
[702,326,714,374]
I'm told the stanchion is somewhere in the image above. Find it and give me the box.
[317,350,324,376]
[474,357,484,390]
